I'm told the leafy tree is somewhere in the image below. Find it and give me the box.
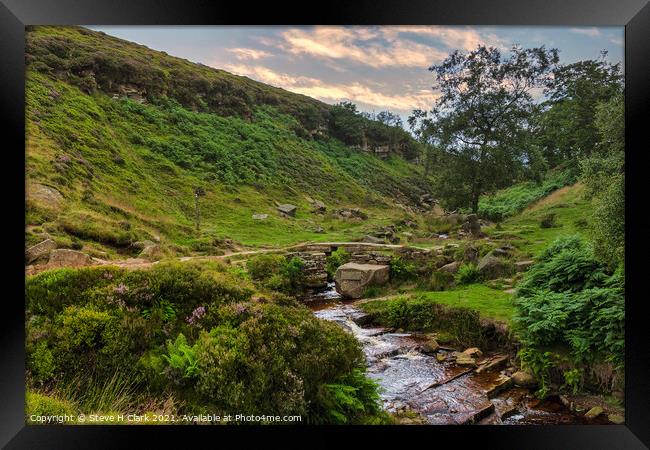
[376,110,403,128]
[328,102,365,146]
[580,93,625,268]
[537,53,623,167]
[411,45,559,212]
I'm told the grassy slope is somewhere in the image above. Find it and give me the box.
[487,183,591,256]
[25,27,432,257]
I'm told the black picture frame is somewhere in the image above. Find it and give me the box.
[1,0,648,448]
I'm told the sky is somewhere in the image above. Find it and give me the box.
[89,26,623,121]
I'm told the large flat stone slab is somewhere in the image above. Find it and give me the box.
[334,262,390,299]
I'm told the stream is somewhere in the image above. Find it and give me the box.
[305,283,600,425]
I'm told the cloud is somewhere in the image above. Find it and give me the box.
[277,26,448,68]
[226,48,272,60]
[609,37,623,46]
[569,27,602,38]
[270,26,508,70]
[218,63,439,111]
[382,26,508,51]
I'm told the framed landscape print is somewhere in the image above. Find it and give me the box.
[1,0,649,448]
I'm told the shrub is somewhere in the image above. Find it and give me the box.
[540,213,557,228]
[312,369,389,424]
[183,302,371,421]
[52,305,125,377]
[422,271,455,291]
[26,266,124,315]
[514,236,624,392]
[245,254,305,294]
[456,263,481,285]
[29,341,56,384]
[162,333,199,382]
[326,248,350,278]
[389,256,417,283]
[26,391,75,420]
[361,296,485,347]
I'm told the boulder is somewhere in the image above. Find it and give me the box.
[313,225,325,233]
[440,261,461,274]
[47,249,93,268]
[477,254,512,279]
[420,338,440,355]
[252,213,268,220]
[462,347,483,358]
[335,208,368,220]
[441,213,465,225]
[486,374,514,399]
[608,414,624,424]
[140,244,164,261]
[26,239,57,264]
[462,214,481,236]
[515,260,535,272]
[334,262,390,299]
[511,370,537,388]
[475,355,509,374]
[453,352,477,367]
[584,406,604,420]
[131,240,155,251]
[310,200,326,214]
[28,183,63,210]
[362,235,384,244]
[277,204,297,217]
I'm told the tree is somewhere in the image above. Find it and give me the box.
[580,93,624,268]
[537,53,623,167]
[328,102,365,146]
[412,45,559,212]
[376,111,403,128]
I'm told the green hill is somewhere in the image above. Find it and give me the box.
[25,26,433,258]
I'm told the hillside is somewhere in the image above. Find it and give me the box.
[25,26,433,259]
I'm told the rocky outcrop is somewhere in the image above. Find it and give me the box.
[334,208,368,220]
[277,204,297,217]
[27,183,63,210]
[334,262,390,299]
[26,239,56,264]
[47,249,93,268]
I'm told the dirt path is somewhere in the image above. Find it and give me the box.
[27,241,428,275]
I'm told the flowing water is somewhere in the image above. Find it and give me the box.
[307,284,601,425]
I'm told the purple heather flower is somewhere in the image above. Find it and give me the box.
[186,305,206,325]
[114,283,129,295]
